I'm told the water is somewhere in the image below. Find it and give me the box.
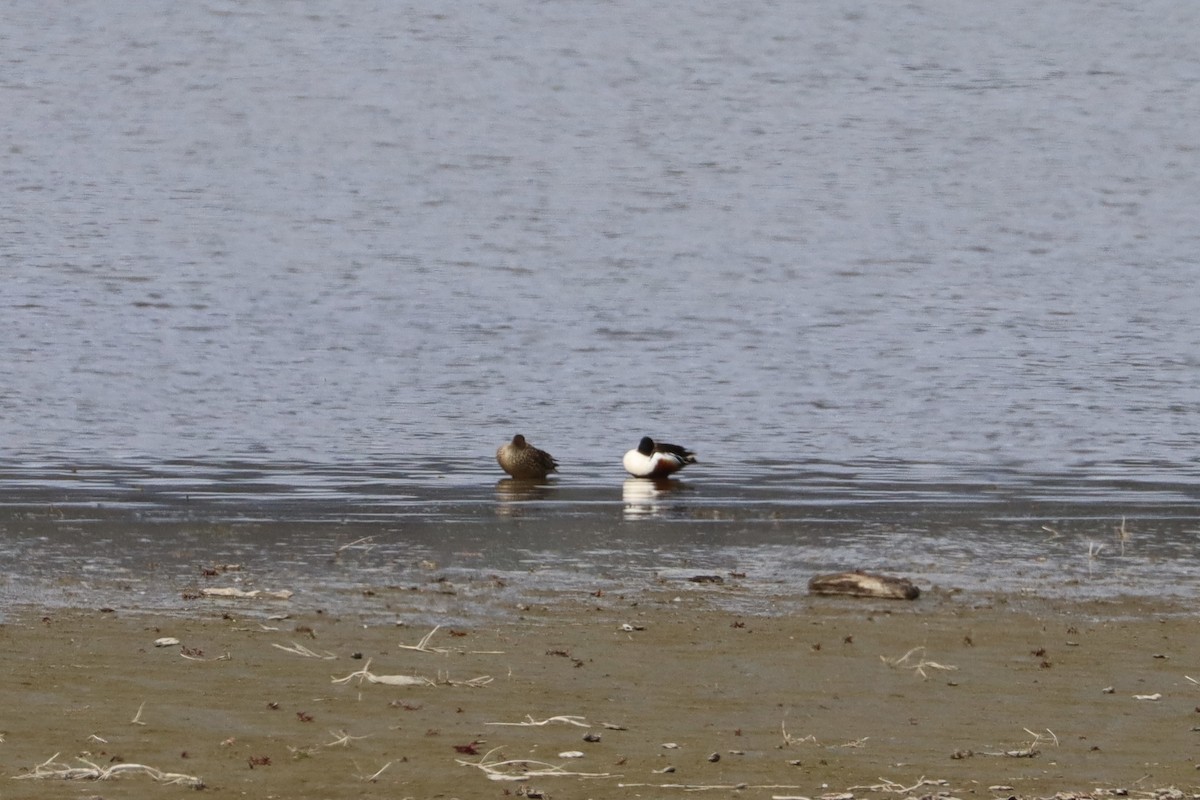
[2,1,1200,617]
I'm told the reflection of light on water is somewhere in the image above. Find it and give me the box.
[495,478,552,516]
[622,477,686,519]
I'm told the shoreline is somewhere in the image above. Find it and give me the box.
[3,493,1199,626]
[3,586,1199,798]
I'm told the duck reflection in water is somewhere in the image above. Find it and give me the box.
[495,476,553,516]
[622,476,689,519]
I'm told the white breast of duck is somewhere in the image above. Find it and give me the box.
[622,436,697,478]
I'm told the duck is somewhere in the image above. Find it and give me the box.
[622,436,697,478]
[496,434,559,480]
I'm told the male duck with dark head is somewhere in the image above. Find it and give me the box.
[622,436,697,479]
[496,434,559,480]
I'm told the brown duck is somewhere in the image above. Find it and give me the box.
[496,434,559,480]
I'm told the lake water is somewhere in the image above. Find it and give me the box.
[2,1,1199,618]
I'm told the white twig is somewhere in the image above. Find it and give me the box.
[881,646,958,679]
[618,782,807,791]
[834,737,869,748]
[980,728,1057,757]
[399,626,449,654]
[438,670,493,688]
[179,650,230,662]
[273,641,337,659]
[325,728,370,747]
[486,715,591,727]
[1115,516,1131,555]
[359,760,393,781]
[14,753,203,787]
[848,776,947,793]
[1087,541,1105,576]
[337,536,376,554]
[331,659,434,687]
[457,747,615,781]
[396,624,503,655]
[780,720,817,746]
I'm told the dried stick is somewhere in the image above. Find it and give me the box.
[980,728,1057,757]
[15,753,203,787]
[1087,540,1105,576]
[358,760,393,782]
[438,670,493,688]
[458,747,615,781]
[325,729,370,747]
[199,587,293,600]
[848,776,948,793]
[881,646,958,679]
[486,715,591,727]
[1115,515,1131,555]
[399,626,449,654]
[336,536,376,554]
[273,641,337,659]
[332,659,435,687]
[617,782,806,791]
[834,737,869,748]
[179,650,231,662]
[780,720,817,746]
[397,624,504,655]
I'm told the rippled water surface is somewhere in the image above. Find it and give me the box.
[2,1,1200,615]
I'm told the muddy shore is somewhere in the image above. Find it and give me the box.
[2,582,1199,799]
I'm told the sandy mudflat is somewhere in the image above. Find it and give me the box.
[2,583,1199,799]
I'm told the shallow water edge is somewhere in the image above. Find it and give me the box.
[1,458,1196,621]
